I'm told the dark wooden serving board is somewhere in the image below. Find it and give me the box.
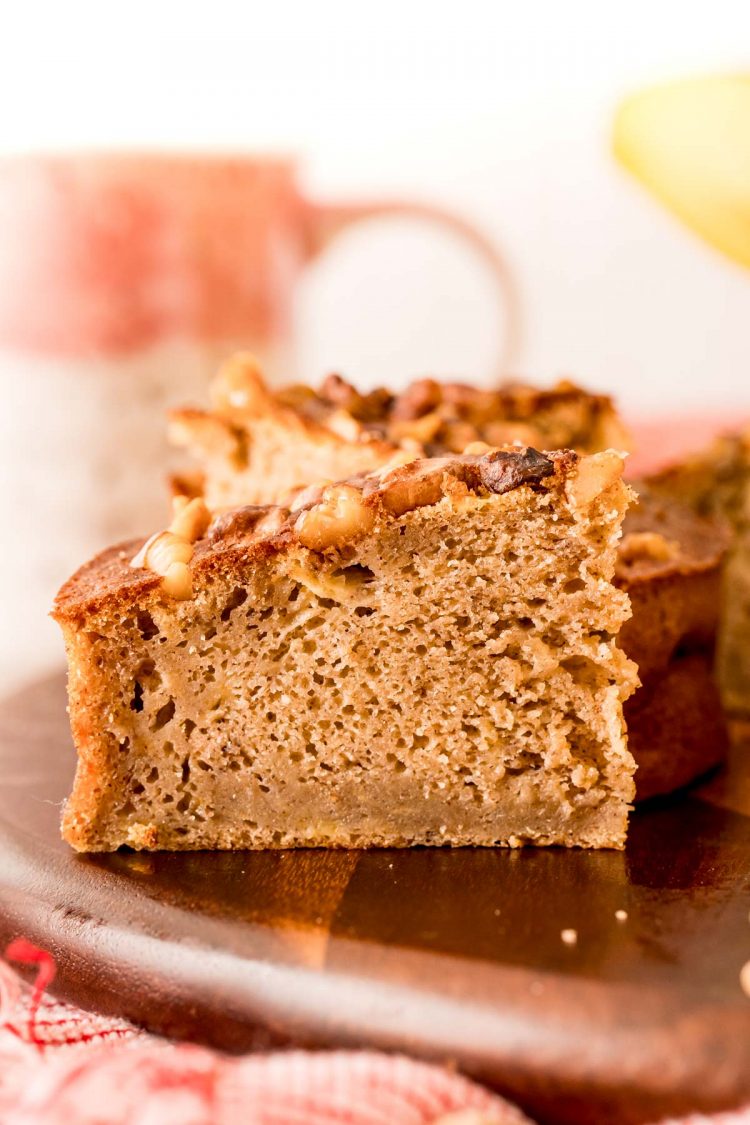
[1,674,750,1125]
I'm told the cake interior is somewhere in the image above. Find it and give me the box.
[60,465,636,852]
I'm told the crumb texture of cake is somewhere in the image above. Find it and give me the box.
[168,353,631,510]
[55,447,637,853]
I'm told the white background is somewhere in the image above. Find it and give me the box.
[2,0,750,411]
[3,0,750,690]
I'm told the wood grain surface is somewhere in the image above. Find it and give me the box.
[1,673,749,1125]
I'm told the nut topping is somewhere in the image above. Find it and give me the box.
[131,498,211,599]
[565,451,624,508]
[254,508,288,538]
[318,374,394,422]
[326,409,364,442]
[208,505,268,542]
[130,531,193,575]
[375,459,453,516]
[210,353,270,413]
[289,482,329,512]
[389,410,443,446]
[390,378,442,421]
[169,497,211,543]
[161,562,194,601]
[295,484,375,551]
[478,447,556,494]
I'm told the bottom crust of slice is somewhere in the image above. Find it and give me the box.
[85,797,629,853]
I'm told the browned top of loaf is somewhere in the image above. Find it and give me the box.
[615,486,729,590]
[53,446,574,623]
[309,372,618,436]
[169,359,627,464]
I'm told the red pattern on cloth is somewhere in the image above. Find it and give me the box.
[2,946,748,1125]
[0,948,529,1124]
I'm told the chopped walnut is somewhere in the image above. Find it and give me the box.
[740,959,750,999]
[326,408,364,443]
[169,497,211,543]
[390,378,442,421]
[376,459,452,517]
[440,420,482,453]
[289,482,329,513]
[318,373,394,422]
[210,353,270,413]
[130,498,211,600]
[295,484,376,551]
[318,373,361,411]
[389,410,443,446]
[161,562,194,600]
[254,508,288,538]
[565,451,624,508]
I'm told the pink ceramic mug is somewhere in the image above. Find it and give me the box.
[0,152,518,367]
[0,153,517,684]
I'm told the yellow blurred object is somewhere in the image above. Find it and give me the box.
[613,74,750,269]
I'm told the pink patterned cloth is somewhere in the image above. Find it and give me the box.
[1,945,748,1125]
[0,943,529,1125]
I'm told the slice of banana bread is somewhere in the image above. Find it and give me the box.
[169,356,731,789]
[54,447,637,852]
[616,489,730,798]
[168,355,631,510]
[644,433,750,712]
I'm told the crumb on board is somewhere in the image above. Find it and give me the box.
[615,909,628,922]
[561,928,578,946]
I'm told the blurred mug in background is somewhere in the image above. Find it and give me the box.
[0,152,516,682]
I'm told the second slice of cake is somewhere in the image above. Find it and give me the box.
[55,447,638,852]
[168,355,631,509]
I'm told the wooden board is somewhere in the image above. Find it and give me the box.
[1,673,750,1125]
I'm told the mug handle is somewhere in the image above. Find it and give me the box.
[302,198,521,374]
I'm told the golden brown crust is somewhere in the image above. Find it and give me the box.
[616,490,727,680]
[626,652,729,801]
[642,432,750,714]
[169,360,399,466]
[616,485,729,586]
[168,356,632,496]
[643,431,750,514]
[312,372,627,452]
[54,447,583,623]
[54,542,163,621]
[620,570,721,681]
